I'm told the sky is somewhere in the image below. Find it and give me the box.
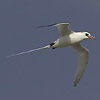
[0,0,100,100]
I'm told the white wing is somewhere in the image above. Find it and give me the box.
[36,23,72,36]
[55,23,72,36]
[72,43,89,87]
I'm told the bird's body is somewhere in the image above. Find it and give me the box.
[8,23,95,87]
[50,32,88,48]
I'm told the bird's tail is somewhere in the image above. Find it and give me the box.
[7,45,50,58]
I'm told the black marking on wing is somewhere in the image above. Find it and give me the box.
[36,23,57,29]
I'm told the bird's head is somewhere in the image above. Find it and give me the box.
[83,32,95,40]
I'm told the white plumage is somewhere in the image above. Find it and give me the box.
[8,23,95,87]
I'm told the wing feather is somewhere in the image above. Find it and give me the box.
[72,43,89,87]
[36,23,72,36]
[54,23,72,36]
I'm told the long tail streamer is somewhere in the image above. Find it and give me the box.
[7,45,50,58]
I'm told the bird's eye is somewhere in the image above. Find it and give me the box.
[85,33,89,36]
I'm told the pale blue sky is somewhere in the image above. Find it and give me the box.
[0,0,99,100]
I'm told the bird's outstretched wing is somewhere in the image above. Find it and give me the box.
[55,23,72,36]
[36,23,72,36]
[72,43,89,87]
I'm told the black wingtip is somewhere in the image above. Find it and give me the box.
[35,23,57,29]
[74,81,77,87]
[74,84,77,87]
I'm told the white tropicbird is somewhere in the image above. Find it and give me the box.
[8,23,95,87]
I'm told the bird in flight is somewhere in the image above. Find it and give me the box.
[8,23,95,87]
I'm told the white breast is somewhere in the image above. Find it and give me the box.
[69,33,84,44]
[53,36,71,48]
